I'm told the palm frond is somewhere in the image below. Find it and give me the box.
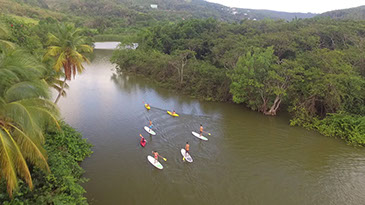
[77,44,93,53]
[8,123,50,173]
[5,81,50,102]
[1,126,33,190]
[0,40,16,51]
[4,101,43,143]
[0,128,18,198]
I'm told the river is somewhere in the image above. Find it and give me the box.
[57,43,365,204]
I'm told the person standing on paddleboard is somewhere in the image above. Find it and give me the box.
[185,142,190,156]
[152,151,159,163]
[200,124,204,136]
[149,120,153,129]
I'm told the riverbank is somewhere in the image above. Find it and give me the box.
[111,49,232,102]
[111,48,365,146]
[0,123,92,204]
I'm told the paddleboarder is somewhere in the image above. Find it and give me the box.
[185,142,190,156]
[149,120,153,129]
[200,124,204,136]
[152,151,161,163]
[172,110,176,115]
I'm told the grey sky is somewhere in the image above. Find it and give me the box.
[205,0,365,13]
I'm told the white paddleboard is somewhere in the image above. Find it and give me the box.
[192,131,208,141]
[144,126,156,135]
[181,149,193,163]
[147,156,163,169]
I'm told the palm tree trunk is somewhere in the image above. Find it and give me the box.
[54,76,67,104]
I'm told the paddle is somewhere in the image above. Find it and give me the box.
[139,134,147,142]
[203,130,211,136]
[159,155,167,161]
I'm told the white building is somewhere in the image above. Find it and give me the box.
[150,4,158,9]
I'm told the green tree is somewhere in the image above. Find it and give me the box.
[0,49,59,197]
[44,23,93,104]
[290,49,365,120]
[229,47,292,115]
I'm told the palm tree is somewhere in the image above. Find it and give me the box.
[43,66,69,98]
[0,21,16,51]
[0,49,60,197]
[44,23,93,104]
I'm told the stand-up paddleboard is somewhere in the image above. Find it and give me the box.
[192,131,208,141]
[181,149,193,163]
[144,126,156,135]
[145,104,150,110]
[167,111,179,117]
[140,139,146,147]
[147,156,163,169]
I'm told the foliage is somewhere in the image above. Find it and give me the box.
[0,122,93,204]
[291,112,365,145]
[44,23,93,80]
[289,49,365,118]
[320,6,365,20]
[44,23,93,103]
[111,48,231,101]
[113,18,365,144]
[229,47,278,112]
[0,49,60,197]
[1,14,93,201]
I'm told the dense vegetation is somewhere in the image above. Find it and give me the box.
[1,0,317,40]
[111,18,365,145]
[0,123,92,204]
[320,5,365,20]
[0,11,93,203]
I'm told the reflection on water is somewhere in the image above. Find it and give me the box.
[57,47,365,205]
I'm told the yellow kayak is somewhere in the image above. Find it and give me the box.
[167,111,179,117]
[145,104,150,110]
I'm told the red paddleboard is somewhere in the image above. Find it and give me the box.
[140,139,146,147]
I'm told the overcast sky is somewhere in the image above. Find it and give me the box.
[205,0,365,13]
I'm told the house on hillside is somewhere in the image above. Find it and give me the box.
[150,4,158,9]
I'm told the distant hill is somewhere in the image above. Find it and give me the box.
[6,0,317,22]
[320,5,365,20]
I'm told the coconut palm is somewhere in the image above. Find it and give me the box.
[0,21,16,51]
[43,66,69,98]
[44,23,93,104]
[0,49,60,197]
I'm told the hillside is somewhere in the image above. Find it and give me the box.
[320,5,365,20]
[4,0,316,24]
